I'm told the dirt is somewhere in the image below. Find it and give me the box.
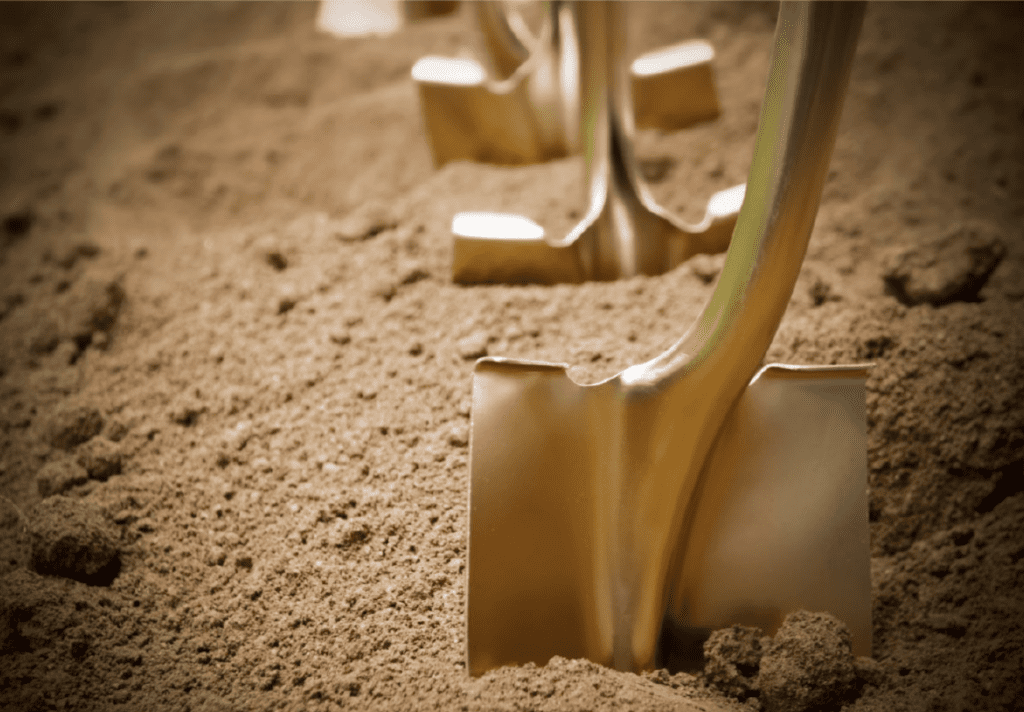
[0,2,1022,711]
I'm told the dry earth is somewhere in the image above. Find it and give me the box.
[0,2,1022,711]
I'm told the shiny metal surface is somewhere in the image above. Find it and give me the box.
[632,39,720,131]
[415,1,724,168]
[666,365,873,661]
[449,2,744,284]
[467,1,867,675]
[413,2,575,167]
[472,1,537,80]
[317,0,458,38]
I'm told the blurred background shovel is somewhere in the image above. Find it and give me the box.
[447,0,744,284]
[316,0,458,38]
[466,1,869,676]
[413,0,724,167]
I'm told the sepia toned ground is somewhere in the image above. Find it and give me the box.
[0,2,1022,711]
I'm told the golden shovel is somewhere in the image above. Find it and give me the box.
[447,0,745,285]
[466,1,870,676]
[413,0,726,165]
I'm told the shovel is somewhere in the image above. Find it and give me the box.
[447,0,744,285]
[414,0,726,168]
[466,1,869,676]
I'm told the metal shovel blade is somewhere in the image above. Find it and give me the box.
[464,1,868,675]
[466,361,871,675]
[663,364,872,666]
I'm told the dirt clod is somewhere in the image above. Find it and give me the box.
[757,611,858,712]
[883,221,1007,306]
[36,459,89,497]
[74,437,123,481]
[46,404,104,450]
[27,497,120,585]
[703,625,768,700]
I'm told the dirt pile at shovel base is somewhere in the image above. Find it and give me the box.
[701,611,887,712]
[0,2,1022,711]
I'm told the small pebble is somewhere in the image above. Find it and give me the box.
[457,332,489,360]
[63,278,125,341]
[169,399,204,426]
[689,253,726,284]
[251,234,290,272]
[332,201,397,242]
[808,277,840,306]
[398,260,430,286]
[276,284,300,314]
[222,421,253,451]
[75,437,123,481]
[206,546,227,566]
[639,156,675,183]
[54,241,100,269]
[46,404,104,450]
[27,497,120,585]
[447,423,469,448]
[36,459,89,497]
[28,318,61,355]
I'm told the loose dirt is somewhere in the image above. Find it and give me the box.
[0,3,1022,711]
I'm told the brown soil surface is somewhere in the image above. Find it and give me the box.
[1,2,1022,711]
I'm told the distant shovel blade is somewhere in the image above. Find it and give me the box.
[317,0,403,37]
[466,361,871,675]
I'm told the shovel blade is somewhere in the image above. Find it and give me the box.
[467,361,871,675]
[466,359,615,675]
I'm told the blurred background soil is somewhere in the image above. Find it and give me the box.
[0,2,1021,711]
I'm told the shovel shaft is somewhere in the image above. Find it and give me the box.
[616,1,866,669]
[628,2,866,388]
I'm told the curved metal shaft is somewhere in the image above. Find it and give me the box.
[566,0,736,279]
[414,2,577,167]
[473,1,539,80]
[612,0,866,670]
